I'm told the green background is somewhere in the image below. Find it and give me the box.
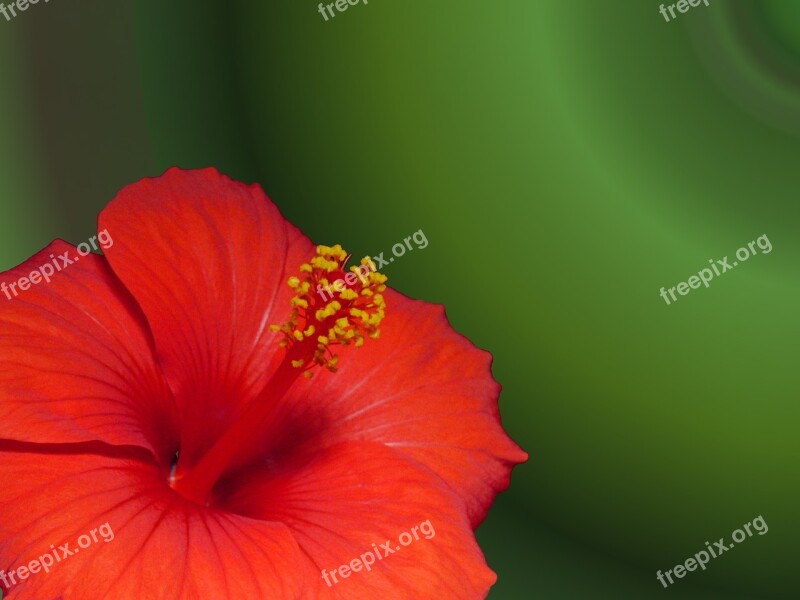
[1,0,798,597]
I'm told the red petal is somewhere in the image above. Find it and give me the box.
[221,441,497,599]
[0,447,307,599]
[0,241,177,461]
[98,168,315,468]
[258,293,527,526]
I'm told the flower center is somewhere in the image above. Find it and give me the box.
[169,245,387,505]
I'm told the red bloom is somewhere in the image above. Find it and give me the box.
[0,168,526,599]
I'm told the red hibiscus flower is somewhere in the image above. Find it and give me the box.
[0,168,526,599]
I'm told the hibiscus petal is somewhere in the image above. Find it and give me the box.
[0,446,307,599]
[220,441,497,599]
[0,241,177,461]
[258,292,527,526]
[99,167,315,468]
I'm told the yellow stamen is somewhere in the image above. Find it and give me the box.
[270,244,388,376]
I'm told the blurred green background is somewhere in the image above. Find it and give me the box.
[1,0,798,597]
